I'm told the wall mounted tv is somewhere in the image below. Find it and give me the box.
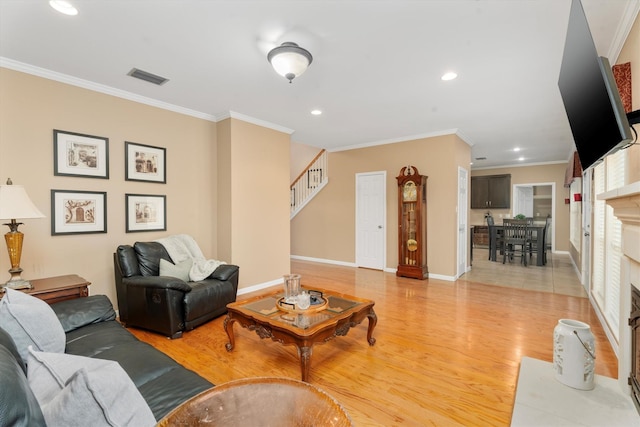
[558,0,634,170]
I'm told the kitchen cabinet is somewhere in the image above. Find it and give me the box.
[471,174,511,209]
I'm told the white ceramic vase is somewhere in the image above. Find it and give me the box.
[553,319,596,390]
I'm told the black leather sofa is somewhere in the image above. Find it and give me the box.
[114,242,239,338]
[0,295,213,426]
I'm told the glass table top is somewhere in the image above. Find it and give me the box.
[240,293,361,330]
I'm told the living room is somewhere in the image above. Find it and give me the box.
[1,0,640,425]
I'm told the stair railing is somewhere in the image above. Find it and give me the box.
[290,149,328,219]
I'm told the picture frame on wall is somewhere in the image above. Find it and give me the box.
[53,130,109,179]
[125,194,166,232]
[125,141,166,183]
[51,190,107,235]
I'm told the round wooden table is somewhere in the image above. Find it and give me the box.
[157,377,353,426]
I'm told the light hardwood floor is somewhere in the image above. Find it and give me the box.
[130,252,616,426]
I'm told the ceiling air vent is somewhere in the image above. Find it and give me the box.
[475,157,487,161]
[127,68,169,86]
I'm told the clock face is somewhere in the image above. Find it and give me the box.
[403,181,417,202]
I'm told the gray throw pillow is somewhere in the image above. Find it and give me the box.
[159,258,192,282]
[27,349,156,427]
[0,288,65,363]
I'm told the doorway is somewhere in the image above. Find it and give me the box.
[512,182,555,251]
[355,171,386,270]
[458,167,469,277]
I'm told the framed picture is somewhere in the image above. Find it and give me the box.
[51,190,107,235]
[125,141,166,183]
[53,130,109,179]
[307,168,323,188]
[126,194,166,232]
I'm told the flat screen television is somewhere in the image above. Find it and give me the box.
[558,0,633,170]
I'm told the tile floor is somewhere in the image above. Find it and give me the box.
[462,247,588,298]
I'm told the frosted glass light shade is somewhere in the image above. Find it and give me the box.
[0,185,45,221]
[268,42,313,83]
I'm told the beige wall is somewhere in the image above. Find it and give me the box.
[617,12,640,184]
[0,68,292,308]
[470,163,571,252]
[290,142,322,183]
[216,119,232,263]
[222,118,291,286]
[0,68,217,305]
[291,133,470,278]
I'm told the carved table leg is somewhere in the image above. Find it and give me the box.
[297,346,313,382]
[224,314,236,351]
[367,308,378,346]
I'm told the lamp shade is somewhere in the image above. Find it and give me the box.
[0,185,45,220]
[267,42,313,83]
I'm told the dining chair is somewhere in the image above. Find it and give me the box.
[526,218,550,265]
[502,219,530,266]
[486,215,504,260]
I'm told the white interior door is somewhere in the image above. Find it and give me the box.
[356,171,386,270]
[457,167,468,277]
[515,186,534,217]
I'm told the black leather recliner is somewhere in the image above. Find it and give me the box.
[114,242,239,338]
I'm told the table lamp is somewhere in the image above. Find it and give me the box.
[0,178,45,289]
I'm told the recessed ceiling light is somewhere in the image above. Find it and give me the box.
[513,147,521,152]
[310,109,322,116]
[441,72,458,81]
[49,1,78,15]
[518,156,525,161]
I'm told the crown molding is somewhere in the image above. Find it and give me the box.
[217,111,295,135]
[328,129,460,153]
[0,57,217,122]
[471,160,567,171]
[607,0,640,62]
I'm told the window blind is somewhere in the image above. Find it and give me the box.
[592,164,605,303]
[603,151,625,339]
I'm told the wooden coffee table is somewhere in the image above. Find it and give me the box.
[224,288,377,382]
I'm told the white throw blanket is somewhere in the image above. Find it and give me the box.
[155,234,226,281]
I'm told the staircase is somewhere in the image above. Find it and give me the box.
[290,149,328,219]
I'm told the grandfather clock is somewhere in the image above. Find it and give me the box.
[396,166,428,279]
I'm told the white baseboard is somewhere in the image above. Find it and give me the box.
[290,255,456,282]
[429,273,456,282]
[290,255,357,268]
[237,278,280,296]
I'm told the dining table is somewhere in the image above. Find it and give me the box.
[488,224,547,266]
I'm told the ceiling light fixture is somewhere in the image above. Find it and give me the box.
[513,147,521,152]
[267,42,313,83]
[311,109,322,116]
[441,72,458,81]
[49,1,78,16]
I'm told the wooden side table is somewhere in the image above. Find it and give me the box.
[23,275,90,304]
